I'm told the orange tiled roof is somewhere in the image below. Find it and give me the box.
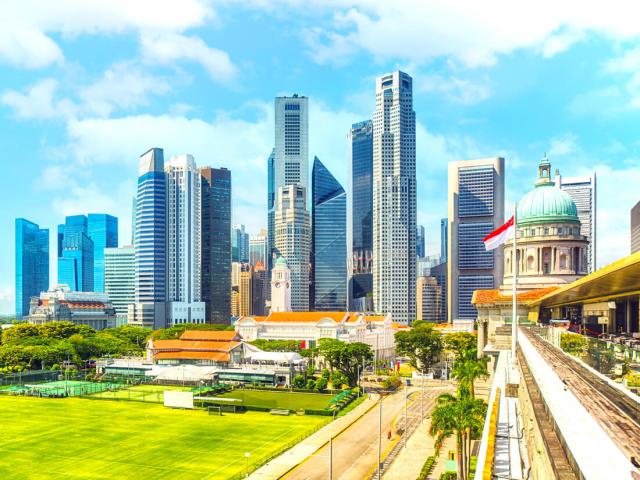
[262,311,351,323]
[179,330,240,341]
[472,286,560,306]
[152,340,241,352]
[364,315,386,323]
[154,351,230,362]
[392,323,410,329]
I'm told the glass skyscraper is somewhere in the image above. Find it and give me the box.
[417,225,425,257]
[58,215,94,292]
[447,158,504,321]
[347,120,373,311]
[440,218,448,262]
[104,246,134,325]
[232,224,249,263]
[130,147,167,328]
[88,213,118,292]
[15,218,49,319]
[266,149,276,271]
[312,157,347,311]
[201,166,232,324]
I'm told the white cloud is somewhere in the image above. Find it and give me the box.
[549,134,579,157]
[0,79,68,119]
[603,45,640,109]
[141,33,238,82]
[0,284,14,316]
[417,75,492,105]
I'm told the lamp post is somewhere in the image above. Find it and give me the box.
[420,369,424,423]
[377,397,382,480]
[329,436,333,480]
[245,452,250,478]
[404,382,408,449]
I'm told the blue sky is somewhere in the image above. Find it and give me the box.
[1,1,640,314]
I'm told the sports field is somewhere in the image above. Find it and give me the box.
[215,389,332,410]
[0,395,328,479]
[6,380,123,397]
[88,383,192,403]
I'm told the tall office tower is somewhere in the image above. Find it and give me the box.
[447,158,505,322]
[555,170,597,272]
[165,155,205,325]
[131,196,136,245]
[440,218,448,262]
[274,95,309,192]
[58,215,94,292]
[231,262,242,287]
[200,166,232,324]
[15,218,49,319]
[232,224,250,262]
[416,276,442,322]
[266,149,276,272]
[275,185,310,311]
[87,214,118,292]
[632,201,640,254]
[249,233,267,266]
[417,225,426,258]
[238,264,252,317]
[372,71,417,324]
[129,148,167,328]
[347,120,374,311]
[104,246,134,326]
[312,157,347,311]
[431,261,447,321]
[251,262,267,315]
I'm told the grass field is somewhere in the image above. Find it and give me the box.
[0,395,328,479]
[215,389,332,410]
[88,384,192,403]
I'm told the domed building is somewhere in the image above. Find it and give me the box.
[474,155,589,353]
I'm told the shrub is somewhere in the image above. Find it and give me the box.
[315,377,328,392]
[560,332,587,355]
[381,375,402,391]
[50,364,60,371]
[439,472,457,480]
[292,374,306,389]
[417,456,437,480]
[321,369,330,379]
[306,379,316,390]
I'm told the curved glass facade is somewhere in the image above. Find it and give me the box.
[15,218,49,318]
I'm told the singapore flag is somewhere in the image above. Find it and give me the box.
[483,215,515,251]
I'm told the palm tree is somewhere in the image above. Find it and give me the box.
[430,393,486,480]
[452,353,489,399]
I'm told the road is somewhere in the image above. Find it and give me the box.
[283,385,448,480]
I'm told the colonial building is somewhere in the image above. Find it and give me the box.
[147,330,245,366]
[474,156,589,353]
[235,311,395,359]
[270,256,291,313]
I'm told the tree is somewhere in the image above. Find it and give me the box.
[452,354,488,399]
[444,332,477,360]
[292,374,306,388]
[150,323,234,340]
[250,339,301,352]
[430,393,486,480]
[314,377,328,392]
[318,339,373,386]
[395,323,442,371]
[306,378,316,390]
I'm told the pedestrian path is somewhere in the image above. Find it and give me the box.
[382,421,434,480]
[249,395,377,480]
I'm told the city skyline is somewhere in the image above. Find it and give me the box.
[2,4,640,313]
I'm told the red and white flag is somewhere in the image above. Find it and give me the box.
[483,215,515,251]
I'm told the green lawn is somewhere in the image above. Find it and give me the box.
[215,389,332,410]
[0,395,327,479]
[88,383,192,403]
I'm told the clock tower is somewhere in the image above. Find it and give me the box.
[270,256,291,313]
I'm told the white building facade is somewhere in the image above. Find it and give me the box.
[372,71,417,324]
[270,256,291,312]
[164,155,205,324]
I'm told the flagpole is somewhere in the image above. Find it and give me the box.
[512,202,518,357]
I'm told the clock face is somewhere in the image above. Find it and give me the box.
[274,282,280,288]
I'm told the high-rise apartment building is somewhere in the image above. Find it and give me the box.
[448,158,505,322]
[238,264,252,317]
[232,224,250,263]
[417,225,425,258]
[556,171,597,272]
[275,185,310,311]
[87,213,118,292]
[104,246,134,325]
[249,232,267,267]
[372,71,417,324]
[417,276,442,322]
[165,155,205,325]
[129,148,167,328]
[15,218,49,319]
[347,120,374,311]
[200,166,232,324]
[440,218,448,262]
[312,157,347,311]
[58,215,94,292]
[632,201,640,254]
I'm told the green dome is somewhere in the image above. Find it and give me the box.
[517,157,579,226]
[274,256,288,267]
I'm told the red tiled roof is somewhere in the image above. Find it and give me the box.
[179,330,240,341]
[154,351,230,362]
[472,287,560,306]
[152,340,241,352]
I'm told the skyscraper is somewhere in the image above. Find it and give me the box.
[200,166,232,324]
[347,120,374,311]
[165,154,205,325]
[130,147,167,328]
[440,218,448,262]
[87,213,118,292]
[232,224,250,263]
[266,149,276,272]
[417,225,426,258]
[632,201,640,254]
[15,218,49,319]
[275,185,310,311]
[249,232,267,266]
[131,196,136,245]
[312,157,347,311]
[274,95,309,192]
[447,157,505,322]
[417,276,442,322]
[238,264,252,317]
[555,170,597,272]
[372,71,417,324]
[251,262,267,316]
[58,215,94,292]
[104,246,134,325]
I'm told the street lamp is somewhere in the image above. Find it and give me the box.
[245,452,250,478]
[404,382,408,449]
[377,397,382,480]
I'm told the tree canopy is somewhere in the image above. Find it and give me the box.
[317,338,372,386]
[394,322,443,371]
